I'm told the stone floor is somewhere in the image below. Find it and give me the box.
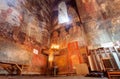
[0,76,108,79]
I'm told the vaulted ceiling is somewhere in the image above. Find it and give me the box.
[23,0,77,31]
[1,0,120,48]
[0,0,77,48]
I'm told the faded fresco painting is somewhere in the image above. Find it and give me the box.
[0,0,22,26]
[76,0,102,22]
[51,23,86,49]
[51,3,87,74]
[76,0,120,22]
[51,4,86,49]
[109,16,120,41]
[75,0,120,47]
[0,37,31,64]
[0,0,51,74]
[0,0,50,47]
[96,0,120,19]
[84,20,112,46]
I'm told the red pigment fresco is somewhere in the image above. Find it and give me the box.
[32,54,47,67]
[84,1,95,14]
[67,41,83,71]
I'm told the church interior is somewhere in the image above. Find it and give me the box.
[0,0,120,79]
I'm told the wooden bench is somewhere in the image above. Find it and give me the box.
[107,70,120,79]
[0,62,29,75]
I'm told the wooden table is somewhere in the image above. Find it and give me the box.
[107,70,120,79]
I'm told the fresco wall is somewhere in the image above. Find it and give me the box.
[0,0,51,74]
[51,2,87,74]
[51,5,87,49]
[83,20,112,46]
[51,23,86,50]
[109,16,120,41]
[52,0,120,74]
[0,0,50,47]
[0,37,31,65]
[76,0,120,47]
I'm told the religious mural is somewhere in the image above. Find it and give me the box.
[84,20,112,46]
[109,16,120,41]
[0,0,120,75]
[51,3,87,49]
[0,37,31,65]
[67,41,83,72]
[51,3,87,74]
[67,6,80,23]
[0,0,50,47]
[51,23,86,49]
[0,0,52,74]
[76,0,102,23]
[96,0,120,19]
[0,0,22,26]
[76,0,120,47]
[76,0,120,22]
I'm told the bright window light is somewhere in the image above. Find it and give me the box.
[59,16,69,24]
[101,42,114,47]
[58,1,69,24]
